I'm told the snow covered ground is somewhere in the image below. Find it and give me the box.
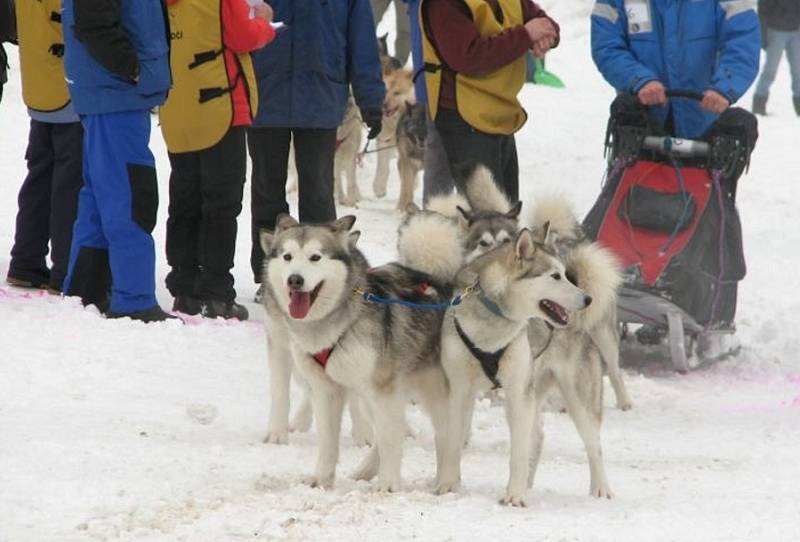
[2,5,800,541]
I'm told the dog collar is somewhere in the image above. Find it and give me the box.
[477,292,507,320]
[454,318,507,389]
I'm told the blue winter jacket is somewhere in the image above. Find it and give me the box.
[252,0,386,129]
[61,0,170,115]
[591,0,760,138]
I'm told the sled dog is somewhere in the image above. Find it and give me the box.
[334,96,364,207]
[394,102,427,209]
[435,225,594,505]
[373,69,414,203]
[444,168,632,411]
[260,214,452,490]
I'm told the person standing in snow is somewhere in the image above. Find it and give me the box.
[61,0,174,323]
[5,0,83,295]
[247,0,385,300]
[752,0,800,116]
[420,0,560,203]
[159,0,275,321]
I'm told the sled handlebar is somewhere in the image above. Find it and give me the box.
[665,89,705,101]
[642,136,709,157]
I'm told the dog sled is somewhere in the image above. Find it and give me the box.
[584,90,757,372]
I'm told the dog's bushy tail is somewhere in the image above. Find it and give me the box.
[565,243,622,330]
[527,193,581,237]
[397,205,464,284]
[529,195,622,330]
[425,192,471,219]
[465,165,512,213]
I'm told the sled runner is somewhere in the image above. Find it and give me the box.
[584,90,757,372]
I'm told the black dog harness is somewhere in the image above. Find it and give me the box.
[454,318,508,389]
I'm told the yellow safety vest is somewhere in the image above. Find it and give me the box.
[160,0,259,153]
[421,0,528,135]
[15,0,71,112]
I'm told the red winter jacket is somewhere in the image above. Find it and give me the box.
[167,0,274,126]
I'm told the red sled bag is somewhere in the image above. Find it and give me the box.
[584,160,745,327]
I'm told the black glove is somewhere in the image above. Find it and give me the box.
[361,109,383,140]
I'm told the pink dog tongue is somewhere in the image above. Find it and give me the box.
[289,291,311,319]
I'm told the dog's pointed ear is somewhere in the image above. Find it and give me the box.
[405,202,420,216]
[259,228,275,255]
[515,228,537,260]
[531,221,552,246]
[332,215,357,232]
[348,230,361,250]
[506,201,523,220]
[275,214,299,231]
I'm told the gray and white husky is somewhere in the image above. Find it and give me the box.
[259,215,451,490]
[431,167,632,411]
[434,225,595,505]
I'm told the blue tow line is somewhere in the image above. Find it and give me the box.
[355,284,477,312]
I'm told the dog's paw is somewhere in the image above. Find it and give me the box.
[500,493,527,507]
[375,478,401,493]
[590,483,613,499]
[433,479,461,495]
[340,196,359,208]
[373,187,387,199]
[289,413,312,433]
[351,431,373,448]
[302,474,334,489]
[617,399,633,411]
[263,429,289,445]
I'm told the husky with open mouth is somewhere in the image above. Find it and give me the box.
[435,225,601,506]
[259,214,453,491]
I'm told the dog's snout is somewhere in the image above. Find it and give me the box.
[583,295,593,307]
[288,274,305,290]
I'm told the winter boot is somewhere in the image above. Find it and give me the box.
[794,96,800,116]
[752,94,767,116]
[172,295,203,316]
[107,305,183,324]
[202,299,249,321]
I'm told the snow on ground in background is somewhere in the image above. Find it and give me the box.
[2,10,800,542]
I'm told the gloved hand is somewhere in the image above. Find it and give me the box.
[361,109,383,140]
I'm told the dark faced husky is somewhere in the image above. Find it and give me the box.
[395,102,427,209]
[260,215,451,491]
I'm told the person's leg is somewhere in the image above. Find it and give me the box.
[165,150,202,302]
[293,128,338,224]
[64,133,111,312]
[47,121,84,292]
[501,135,520,203]
[435,109,506,198]
[197,127,247,304]
[784,30,800,110]
[754,29,789,100]
[248,127,291,283]
[83,111,160,315]
[8,120,55,287]
[422,112,456,204]
[393,0,411,65]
